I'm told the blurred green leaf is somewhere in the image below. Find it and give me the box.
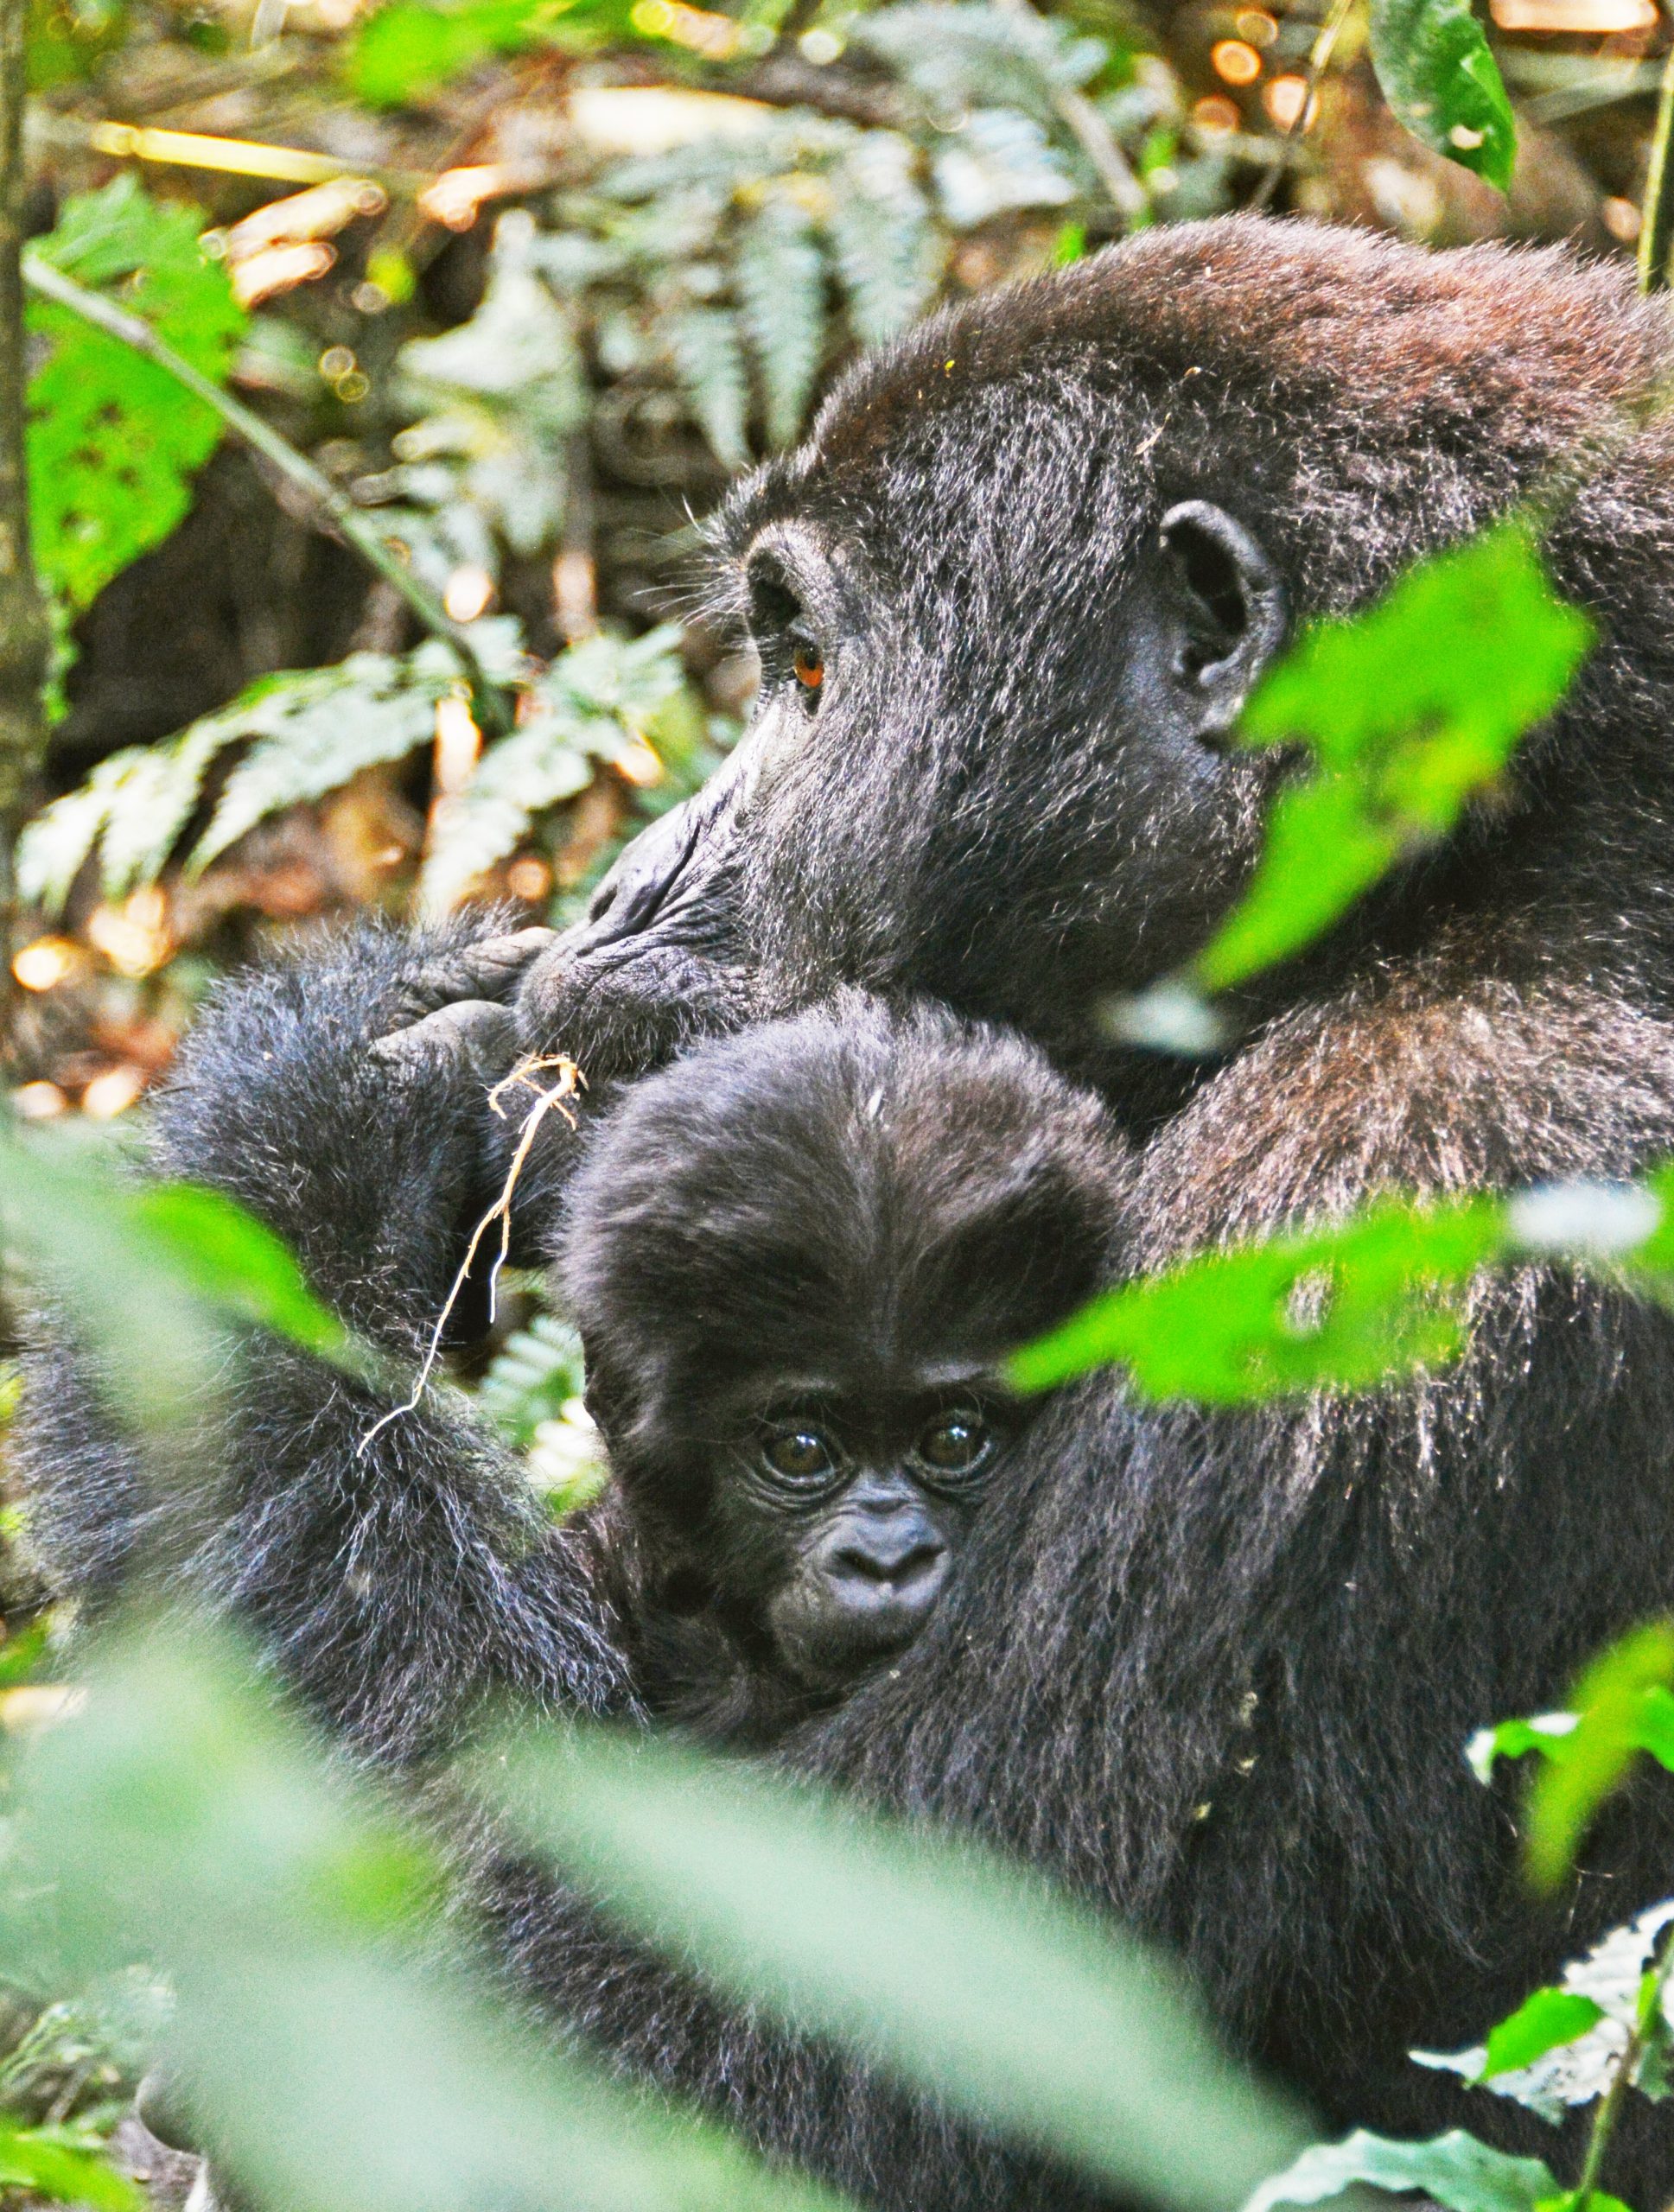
[1193,524,1589,994]
[15,1620,853,2212]
[26,177,245,613]
[1480,1991,1603,2081]
[0,2121,139,2211]
[347,0,596,105]
[0,1137,363,1428]
[1244,2130,1558,2212]
[1524,1623,1674,1890]
[1369,0,1517,194]
[487,1726,1311,2212]
[1009,1194,1506,1400]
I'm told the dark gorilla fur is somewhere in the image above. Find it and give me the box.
[563,996,1124,1743]
[21,217,1674,2203]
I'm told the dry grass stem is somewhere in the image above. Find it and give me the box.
[358,1053,582,1452]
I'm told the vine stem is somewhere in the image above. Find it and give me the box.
[1248,0,1356,216]
[1639,14,1674,294]
[21,251,514,732]
[1570,1918,1674,2208]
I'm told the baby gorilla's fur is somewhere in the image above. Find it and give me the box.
[563,998,1126,1746]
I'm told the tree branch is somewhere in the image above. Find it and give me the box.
[0,0,51,1013]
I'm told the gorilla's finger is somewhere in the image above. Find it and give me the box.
[370,998,519,1078]
[389,928,557,1026]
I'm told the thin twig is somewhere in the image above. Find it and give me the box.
[1569,1919,1674,2209]
[21,251,515,731]
[990,0,1145,225]
[0,0,49,1040]
[1639,12,1674,294]
[358,1055,582,1452]
[1249,0,1356,216]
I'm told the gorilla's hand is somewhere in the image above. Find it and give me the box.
[372,925,555,1055]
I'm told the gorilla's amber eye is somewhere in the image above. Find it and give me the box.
[761,1425,840,1484]
[916,1414,993,1478]
[792,641,824,696]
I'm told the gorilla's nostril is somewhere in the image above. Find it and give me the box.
[834,1538,947,1595]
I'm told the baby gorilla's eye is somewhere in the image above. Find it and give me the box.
[761,1425,841,1485]
[915,1412,993,1478]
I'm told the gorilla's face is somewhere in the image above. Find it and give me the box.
[520,312,1295,1090]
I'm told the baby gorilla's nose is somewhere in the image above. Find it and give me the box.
[831,1527,949,1604]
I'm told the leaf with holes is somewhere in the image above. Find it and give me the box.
[27,176,245,611]
[1369,0,1517,194]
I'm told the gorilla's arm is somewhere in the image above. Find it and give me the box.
[18,921,637,1758]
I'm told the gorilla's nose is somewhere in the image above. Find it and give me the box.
[832,1529,949,1605]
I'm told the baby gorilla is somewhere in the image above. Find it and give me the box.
[562,997,1127,1743]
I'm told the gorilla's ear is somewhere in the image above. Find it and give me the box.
[1152,501,1285,737]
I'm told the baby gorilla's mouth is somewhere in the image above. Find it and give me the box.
[768,1546,951,1685]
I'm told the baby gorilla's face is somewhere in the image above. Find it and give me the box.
[710,1387,1014,1686]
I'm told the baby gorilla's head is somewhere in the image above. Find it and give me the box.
[563,996,1125,1692]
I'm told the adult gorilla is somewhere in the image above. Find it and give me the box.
[24,219,1674,2205]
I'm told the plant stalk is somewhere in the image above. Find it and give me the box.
[1250,0,1356,215]
[0,0,50,1033]
[22,252,514,733]
[990,0,1145,225]
[1569,1921,1674,2208]
[1640,18,1674,294]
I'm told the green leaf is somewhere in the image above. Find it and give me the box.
[1525,1621,1674,1889]
[27,176,245,612]
[1244,2130,1559,2212]
[1480,1991,1603,2080]
[1193,523,1590,994]
[1465,1713,1577,1788]
[1008,1193,1507,1401]
[128,1184,354,1362]
[0,2123,139,2212]
[487,1726,1310,2212]
[16,1620,854,2212]
[737,195,826,448]
[347,0,595,105]
[0,1136,362,1430]
[1369,0,1517,194]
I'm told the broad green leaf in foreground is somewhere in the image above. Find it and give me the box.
[1479,1988,1602,2081]
[10,1620,850,2212]
[1193,523,1589,994]
[26,176,245,613]
[1368,0,1517,194]
[0,1136,361,1427]
[1244,2130,1557,2212]
[0,2122,138,2212]
[486,1726,1311,2212]
[1008,1194,1506,1401]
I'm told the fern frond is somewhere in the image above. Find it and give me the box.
[188,652,455,877]
[825,137,940,347]
[479,1308,586,1448]
[736,194,827,448]
[668,305,752,469]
